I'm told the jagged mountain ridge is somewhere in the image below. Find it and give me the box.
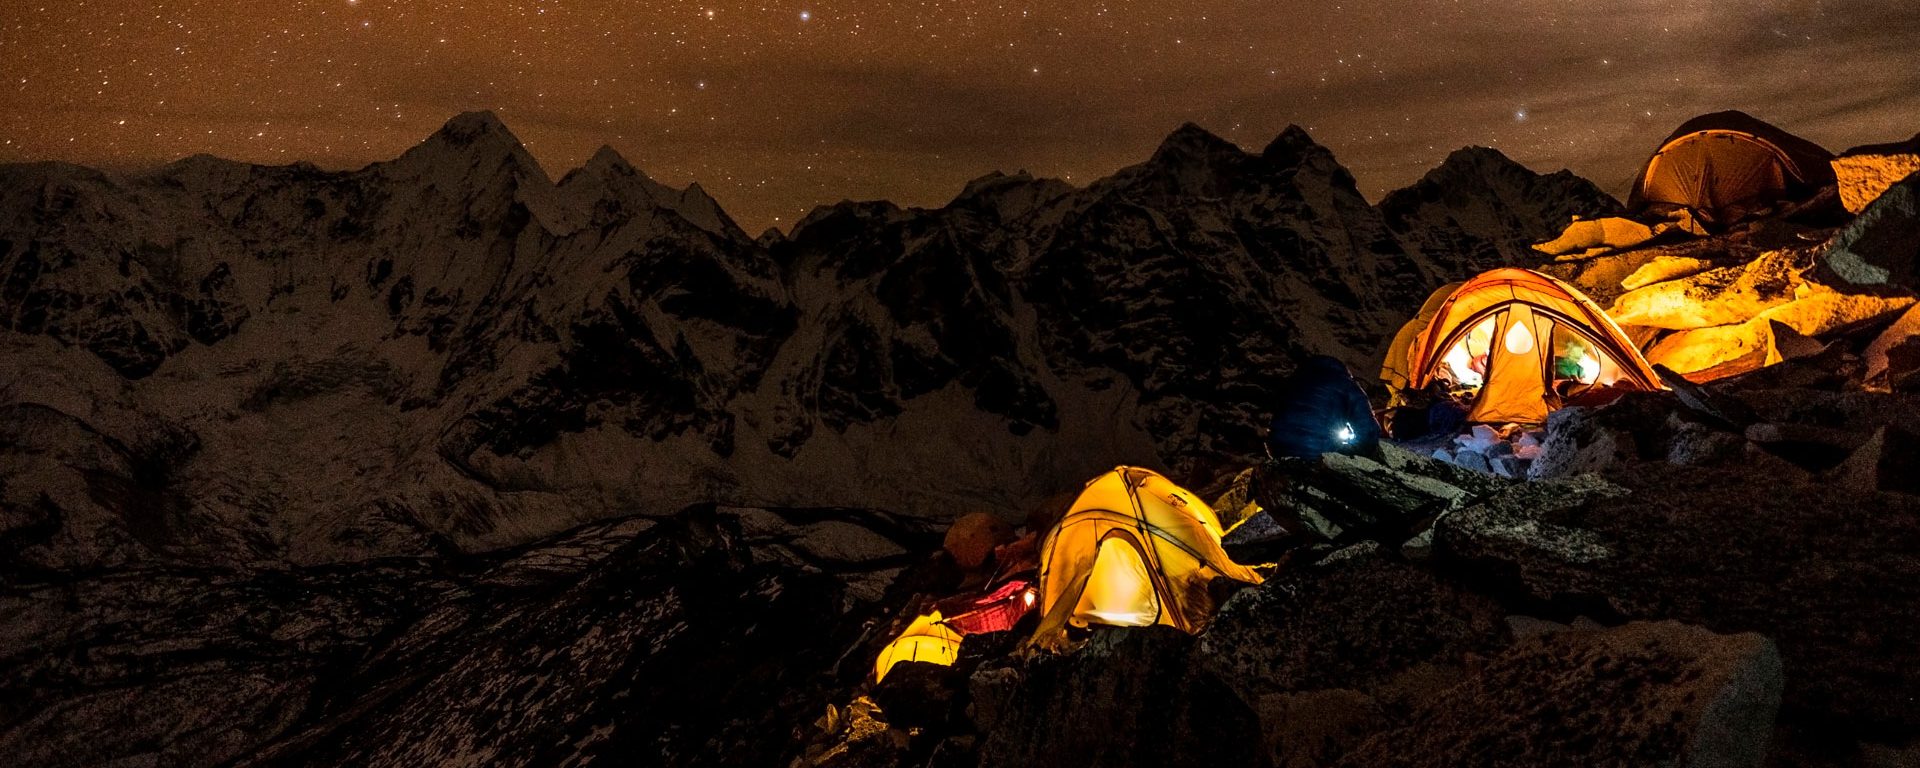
[0,112,1617,568]
[1381,145,1627,274]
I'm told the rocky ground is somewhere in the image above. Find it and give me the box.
[16,373,1920,766]
[808,366,1920,767]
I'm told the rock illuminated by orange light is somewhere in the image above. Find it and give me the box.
[1645,291,1914,377]
[1834,141,1920,214]
[1609,250,1804,331]
[1865,304,1920,389]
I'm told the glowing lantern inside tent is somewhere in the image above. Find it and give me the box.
[1438,315,1497,388]
[1441,343,1479,386]
[873,611,963,682]
[1075,537,1161,626]
[1576,353,1601,385]
[939,577,1038,635]
[1504,319,1536,355]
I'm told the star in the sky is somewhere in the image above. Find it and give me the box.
[1,0,1915,232]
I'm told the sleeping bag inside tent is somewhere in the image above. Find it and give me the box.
[1031,466,1262,647]
[1381,268,1662,425]
[1629,110,1834,228]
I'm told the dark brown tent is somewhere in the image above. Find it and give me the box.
[1628,111,1835,227]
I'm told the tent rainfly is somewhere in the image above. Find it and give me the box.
[1381,268,1663,425]
[1030,466,1261,648]
[1629,110,1834,228]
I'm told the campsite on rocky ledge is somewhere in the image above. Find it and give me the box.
[5,107,1920,768]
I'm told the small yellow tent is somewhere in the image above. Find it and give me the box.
[1381,268,1662,425]
[1031,466,1261,648]
[873,611,963,682]
[1629,111,1834,228]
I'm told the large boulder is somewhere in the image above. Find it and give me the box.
[1528,406,1640,480]
[1254,454,1477,544]
[1863,303,1920,387]
[1646,322,1776,377]
[1539,236,1764,308]
[941,512,1013,571]
[1828,425,1920,496]
[1730,388,1920,437]
[1834,137,1920,214]
[728,505,932,601]
[1431,462,1920,737]
[1621,254,1720,291]
[1375,441,1510,497]
[1333,622,1782,768]
[1429,476,1633,610]
[1195,543,1508,768]
[1822,171,1920,288]
[1706,342,1859,393]
[1528,394,1676,480]
[1888,338,1920,393]
[1609,250,1805,331]
[970,627,1265,768]
[1210,467,1265,532]
[1757,289,1915,338]
[1664,416,1745,467]
[1196,543,1507,705]
[1253,688,1387,768]
[1609,233,1912,377]
[1646,293,1913,377]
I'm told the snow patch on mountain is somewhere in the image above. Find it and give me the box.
[0,113,1617,567]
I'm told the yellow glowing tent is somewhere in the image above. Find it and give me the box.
[1381,268,1662,425]
[873,611,963,682]
[1030,466,1261,648]
[1629,111,1834,228]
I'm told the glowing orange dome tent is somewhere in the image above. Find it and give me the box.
[1030,466,1261,648]
[1381,268,1662,425]
[1628,110,1834,228]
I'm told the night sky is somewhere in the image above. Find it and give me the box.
[3,1,1917,232]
